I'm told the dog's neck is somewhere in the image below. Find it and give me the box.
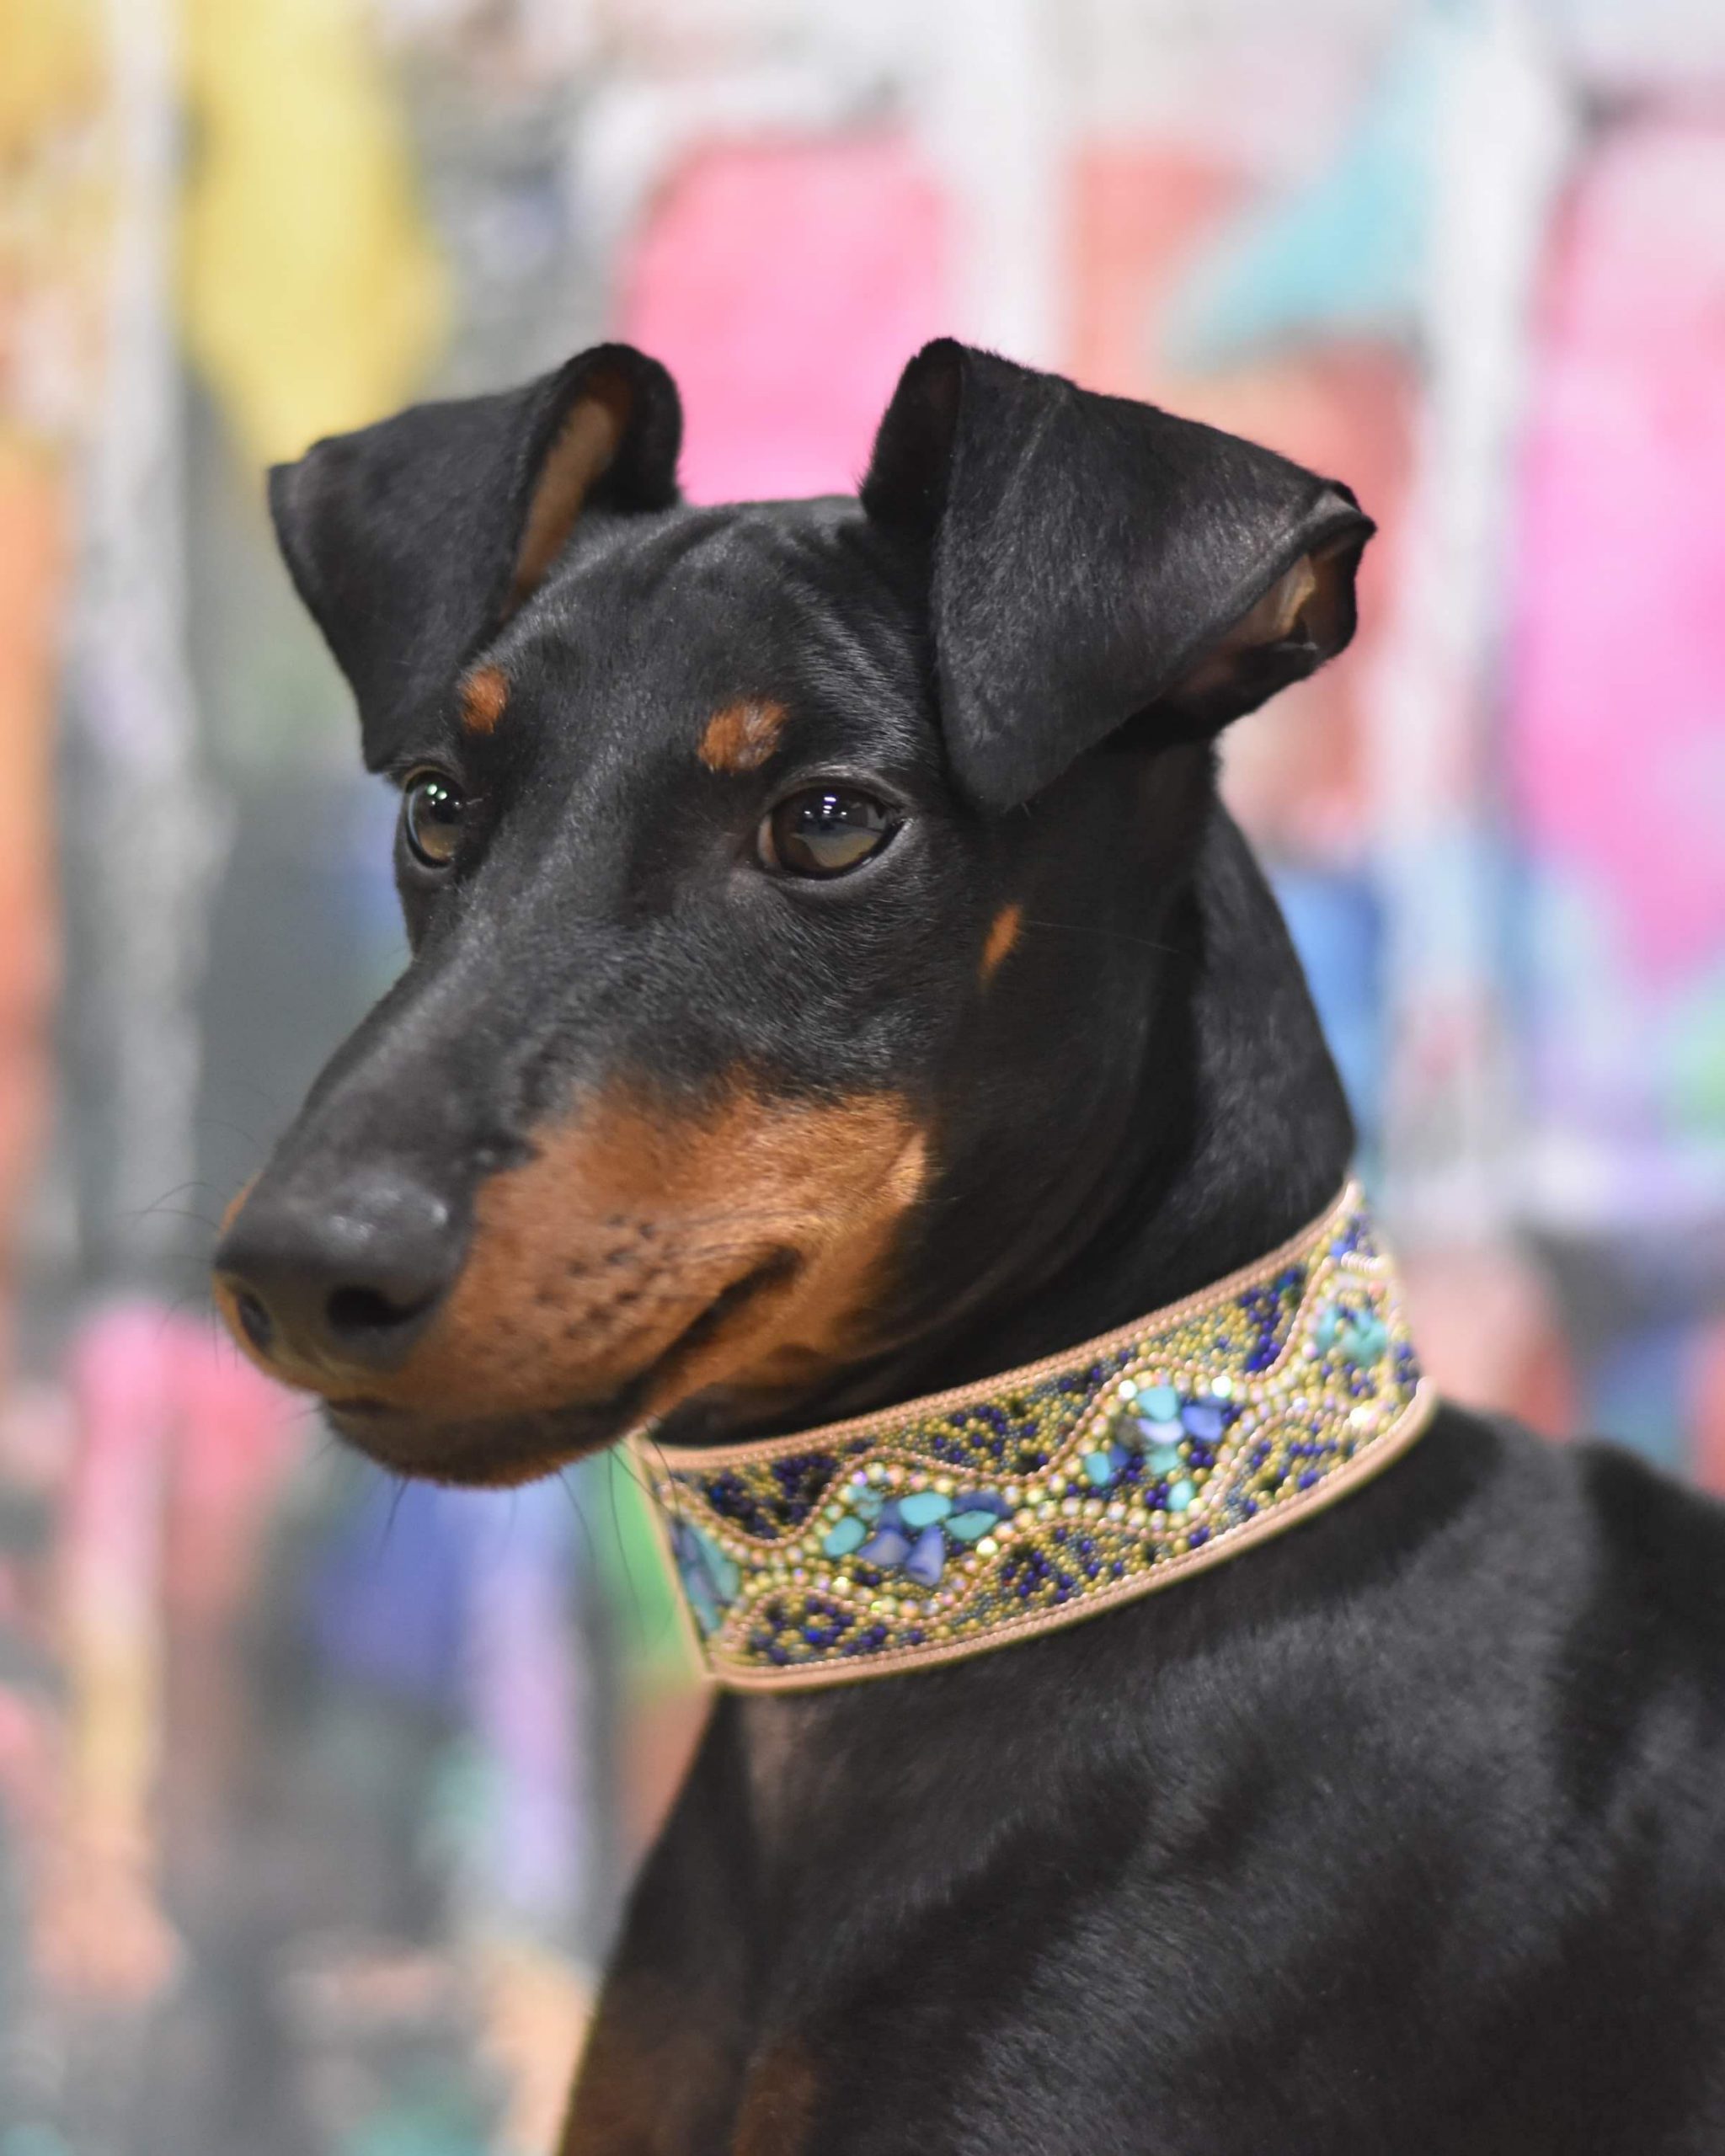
[672,795,1355,1446]
[936,803,1356,1381]
[640,809,1416,1694]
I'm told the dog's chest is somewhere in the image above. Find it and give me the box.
[567,1414,1725,2153]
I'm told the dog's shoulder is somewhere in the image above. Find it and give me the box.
[1386,1405,1725,1849]
[1427,1401,1725,1640]
[1568,1427,1725,1622]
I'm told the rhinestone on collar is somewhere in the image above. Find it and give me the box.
[638,1180,1434,1690]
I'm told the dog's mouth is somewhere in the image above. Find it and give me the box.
[220,1084,932,1483]
[325,1250,799,1486]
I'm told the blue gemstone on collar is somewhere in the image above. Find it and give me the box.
[1081,1449,1115,1488]
[948,1508,1000,1542]
[899,1490,953,1529]
[904,1524,946,1587]
[1180,1401,1224,1443]
[1341,1315,1389,1365]
[695,1528,740,1603]
[858,1526,911,1569]
[671,1523,729,1635]
[823,1514,867,1558]
[684,1571,721,1635]
[1138,1385,1181,1422]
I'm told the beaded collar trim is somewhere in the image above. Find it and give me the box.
[638,1181,1434,1691]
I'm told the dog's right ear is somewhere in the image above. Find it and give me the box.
[268,344,681,769]
[862,340,1371,811]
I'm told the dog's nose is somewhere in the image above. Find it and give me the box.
[213,1167,460,1380]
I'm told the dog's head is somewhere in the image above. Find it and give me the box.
[212,339,1370,1485]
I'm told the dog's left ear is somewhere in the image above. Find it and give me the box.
[269,343,681,769]
[862,339,1373,811]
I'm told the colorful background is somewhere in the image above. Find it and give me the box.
[2,0,1723,2148]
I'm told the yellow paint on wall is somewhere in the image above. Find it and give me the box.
[0,0,101,161]
[181,0,449,469]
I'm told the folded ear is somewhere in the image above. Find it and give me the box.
[861,339,1373,811]
[269,343,681,769]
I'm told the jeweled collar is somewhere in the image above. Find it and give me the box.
[637,1180,1434,1690]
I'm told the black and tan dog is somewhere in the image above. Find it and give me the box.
[215,340,1725,2153]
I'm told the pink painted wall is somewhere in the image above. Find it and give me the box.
[621,136,948,504]
[1513,121,1725,984]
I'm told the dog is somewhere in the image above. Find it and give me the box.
[214,339,1725,2153]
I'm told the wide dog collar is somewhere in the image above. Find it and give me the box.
[638,1180,1434,1690]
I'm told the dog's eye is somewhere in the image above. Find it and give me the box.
[759,788,900,878]
[401,769,466,870]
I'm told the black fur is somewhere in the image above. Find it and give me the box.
[269,341,681,771]
[216,340,1725,2153]
[863,339,1370,807]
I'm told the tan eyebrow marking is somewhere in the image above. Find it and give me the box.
[459,664,509,735]
[698,698,788,774]
[981,903,1023,982]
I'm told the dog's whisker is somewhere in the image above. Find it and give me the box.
[1019,915,1180,959]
